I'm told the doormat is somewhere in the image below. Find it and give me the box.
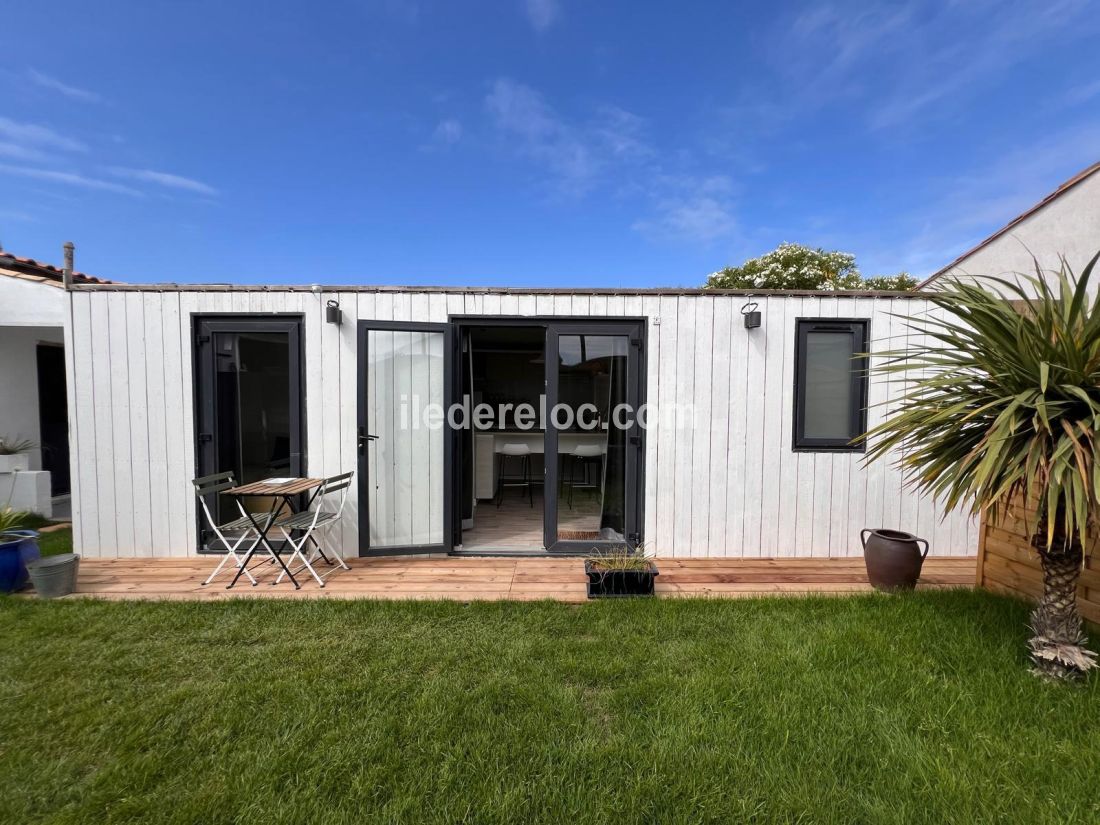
[557,530,602,540]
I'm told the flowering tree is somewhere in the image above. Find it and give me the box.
[705,243,916,291]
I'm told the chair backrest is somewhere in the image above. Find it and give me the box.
[192,471,237,529]
[193,471,236,496]
[320,471,354,519]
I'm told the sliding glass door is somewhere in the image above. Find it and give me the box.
[357,321,453,555]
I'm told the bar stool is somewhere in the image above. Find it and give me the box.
[495,443,534,508]
[564,443,604,510]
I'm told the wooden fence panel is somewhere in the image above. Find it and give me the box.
[977,504,1100,624]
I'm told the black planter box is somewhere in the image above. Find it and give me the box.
[584,560,659,598]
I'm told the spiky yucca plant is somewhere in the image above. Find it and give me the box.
[866,253,1100,680]
[0,507,28,532]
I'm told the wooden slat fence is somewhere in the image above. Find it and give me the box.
[977,503,1100,624]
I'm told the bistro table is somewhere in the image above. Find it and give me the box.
[225,477,324,590]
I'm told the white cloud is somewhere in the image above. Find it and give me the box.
[524,0,560,32]
[433,118,463,145]
[107,167,218,196]
[860,122,1100,276]
[485,78,599,193]
[632,175,738,244]
[592,105,651,160]
[485,79,654,193]
[634,197,737,244]
[0,142,48,162]
[0,208,35,222]
[725,0,1097,135]
[875,1,1096,128]
[0,116,86,153]
[484,78,736,241]
[1061,79,1100,107]
[27,69,101,103]
[0,164,143,196]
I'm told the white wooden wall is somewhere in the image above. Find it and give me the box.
[63,288,978,558]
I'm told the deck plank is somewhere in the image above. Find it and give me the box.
[47,556,980,602]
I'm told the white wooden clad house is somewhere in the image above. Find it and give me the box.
[62,284,978,559]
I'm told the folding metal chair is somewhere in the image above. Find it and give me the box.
[273,471,353,587]
[192,471,276,586]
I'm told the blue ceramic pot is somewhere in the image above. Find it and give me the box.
[0,530,41,593]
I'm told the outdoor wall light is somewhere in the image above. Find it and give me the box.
[326,299,342,325]
[742,301,761,329]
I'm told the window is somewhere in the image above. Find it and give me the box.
[793,319,869,451]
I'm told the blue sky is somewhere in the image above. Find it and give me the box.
[2,1,1099,287]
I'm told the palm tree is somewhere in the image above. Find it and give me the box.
[865,253,1100,680]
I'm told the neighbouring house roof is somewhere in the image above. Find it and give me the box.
[0,251,115,286]
[919,160,1100,289]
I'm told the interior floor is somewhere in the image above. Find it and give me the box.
[462,487,606,550]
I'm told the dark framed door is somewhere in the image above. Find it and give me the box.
[357,320,455,556]
[193,315,304,549]
[544,320,645,553]
[35,343,70,496]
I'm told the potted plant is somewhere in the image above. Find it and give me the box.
[865,253,1100,680]
[584,545,658,598]
[0,436,36,474]
[0,507,39,593]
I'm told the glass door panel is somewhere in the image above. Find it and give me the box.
[545,321,643,552]
[554,334,628,541]
[194,317,303,551]
[216,332,292,479]
[359,323,450,554]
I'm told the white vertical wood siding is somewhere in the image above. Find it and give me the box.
[64,288,978,558]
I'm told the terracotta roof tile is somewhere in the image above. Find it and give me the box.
[0,252,115,284]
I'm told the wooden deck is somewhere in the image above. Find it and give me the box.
[66,556,977,602]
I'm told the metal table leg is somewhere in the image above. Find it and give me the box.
[227,495,301,590]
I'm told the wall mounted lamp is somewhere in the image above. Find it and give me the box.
[741,301,761,329]
[326,299,342,325]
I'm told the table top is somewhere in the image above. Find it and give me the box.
[227,477,323,496]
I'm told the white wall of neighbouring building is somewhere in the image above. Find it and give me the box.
[63,285,979,559]
[0,273,67,327]
[0,325,64,472]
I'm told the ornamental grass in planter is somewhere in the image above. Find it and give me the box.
[0,437,35,474]
[584,546,658,598]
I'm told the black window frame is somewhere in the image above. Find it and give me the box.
[792,318,869,453]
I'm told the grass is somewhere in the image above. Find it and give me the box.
[36,526,73,557]
[2,517,73,556]
[1,592,1098,824]
[17,513,58,530]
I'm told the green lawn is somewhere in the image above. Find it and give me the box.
[35,526,73,557]
[2,592,1098,824]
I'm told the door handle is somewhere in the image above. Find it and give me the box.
[358,428,379,454]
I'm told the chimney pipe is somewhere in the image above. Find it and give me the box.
[62,241,74,289]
